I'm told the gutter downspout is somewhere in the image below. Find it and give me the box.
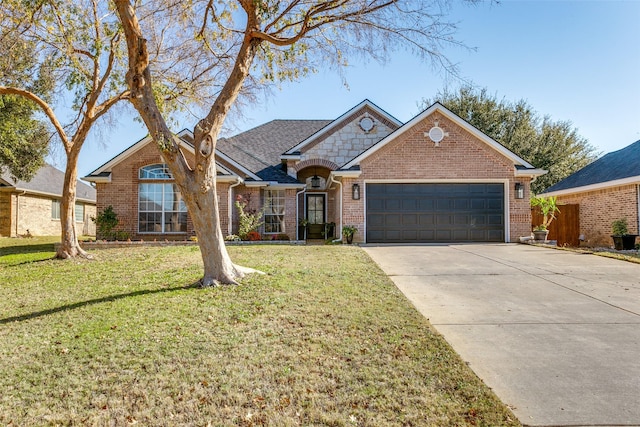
[228,177,243,236]
[329,175,343,243]
[295,186,306,241]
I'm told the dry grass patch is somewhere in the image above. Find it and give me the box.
[0,243,519,426]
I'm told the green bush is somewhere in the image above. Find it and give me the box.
[92,206,119,240]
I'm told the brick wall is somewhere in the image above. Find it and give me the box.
[342,112,533,243]
[98,142,198,240]
[0,192,13,236]
[555,184,639,247]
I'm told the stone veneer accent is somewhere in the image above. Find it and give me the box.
[300,108,398,167]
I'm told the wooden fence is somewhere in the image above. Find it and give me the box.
[531,204,580,247]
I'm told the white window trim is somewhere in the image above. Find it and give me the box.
[263,189,286,234]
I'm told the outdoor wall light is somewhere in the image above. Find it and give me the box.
[515,182,524,199]
[311,174,321,188]
[352,183,361,200]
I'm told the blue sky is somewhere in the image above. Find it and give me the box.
[75,0,640,177]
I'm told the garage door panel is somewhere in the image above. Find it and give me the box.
[386,199,401,210]
[367,183,505,243]
[368,214,384,227]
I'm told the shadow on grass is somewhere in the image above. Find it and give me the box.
[0,282,200,325]
[0,243,56,257]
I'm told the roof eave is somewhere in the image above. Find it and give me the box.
[515,168,547,178]
[541,176,640,197]
[330,170,362,179]
[83,174,112,183]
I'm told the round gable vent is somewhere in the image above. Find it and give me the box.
[359,116,375,133]
[428,126,445,143]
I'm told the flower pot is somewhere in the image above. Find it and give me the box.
[533,230,549,241]
[612,235,638,250]
[345,234,353,244]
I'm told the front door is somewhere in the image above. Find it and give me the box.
[306,194,326,239]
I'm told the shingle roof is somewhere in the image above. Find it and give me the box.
[543,140,640,193]
[0,163,96,202]
[217,119,332,182]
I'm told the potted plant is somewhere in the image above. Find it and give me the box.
[531,196,560,241]
[611,218,638,250]
[298,218,309,240]
[342,225,358,244]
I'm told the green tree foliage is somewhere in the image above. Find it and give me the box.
[91,205,119,240]
[1,0,129,258]
[0,95,49,181]
[0,32,52,181]
[424,86,598,194]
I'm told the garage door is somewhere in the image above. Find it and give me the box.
[366,183,505,243]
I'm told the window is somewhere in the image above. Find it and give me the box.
[264,190,285,234]
[138,183,187,233]
[51,200,61,220]
[139,163,173,180]
[75,203,84,222]
[138,164,187,233]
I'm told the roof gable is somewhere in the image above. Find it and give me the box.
[84,129,245,181]
[342,102,542,175]
[283,99,402,156]
[542,139,640,195]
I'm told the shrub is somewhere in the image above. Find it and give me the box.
[273,233,290,241]
[246,231,261,241]
[91,206,119,240]
[235,194,264,240]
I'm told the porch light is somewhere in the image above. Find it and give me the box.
[311,174,321,188]
[352,183,360,200]
[515,182,524,199]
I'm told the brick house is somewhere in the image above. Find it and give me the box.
[0,164,96,237]
[84,100,545,243]
[541,140,640,247]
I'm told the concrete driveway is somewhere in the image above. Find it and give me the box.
[363,243,640,427]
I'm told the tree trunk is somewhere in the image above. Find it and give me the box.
[186,178,245,286]
[56,147,91,259]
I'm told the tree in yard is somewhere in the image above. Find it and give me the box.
[0,0,130,258]
[423,85,598,194]
[114,0,471,286]
[0,32,51,181]
[0,95,50,181]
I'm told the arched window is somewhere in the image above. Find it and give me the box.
[139,163,173,180]
[138,164,186,233]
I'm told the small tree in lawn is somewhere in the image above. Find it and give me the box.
[114,0,471,286]
[235,194,264,241]
[0,0,130,258]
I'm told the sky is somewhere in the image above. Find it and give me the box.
[72,0,640,177]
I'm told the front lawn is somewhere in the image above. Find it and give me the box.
[0,243,519,426]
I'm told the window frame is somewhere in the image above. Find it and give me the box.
[75,203,84,223]
[263,189,286,234]
[138,164,187,234]
[51,199,61,220]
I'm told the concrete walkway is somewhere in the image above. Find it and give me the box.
[363,244,640,427]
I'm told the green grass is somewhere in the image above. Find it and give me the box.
[0,242,519,426]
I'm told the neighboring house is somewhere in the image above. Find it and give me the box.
[541,140,640,246]
[0,164,97,237]
[84,100,545,243]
